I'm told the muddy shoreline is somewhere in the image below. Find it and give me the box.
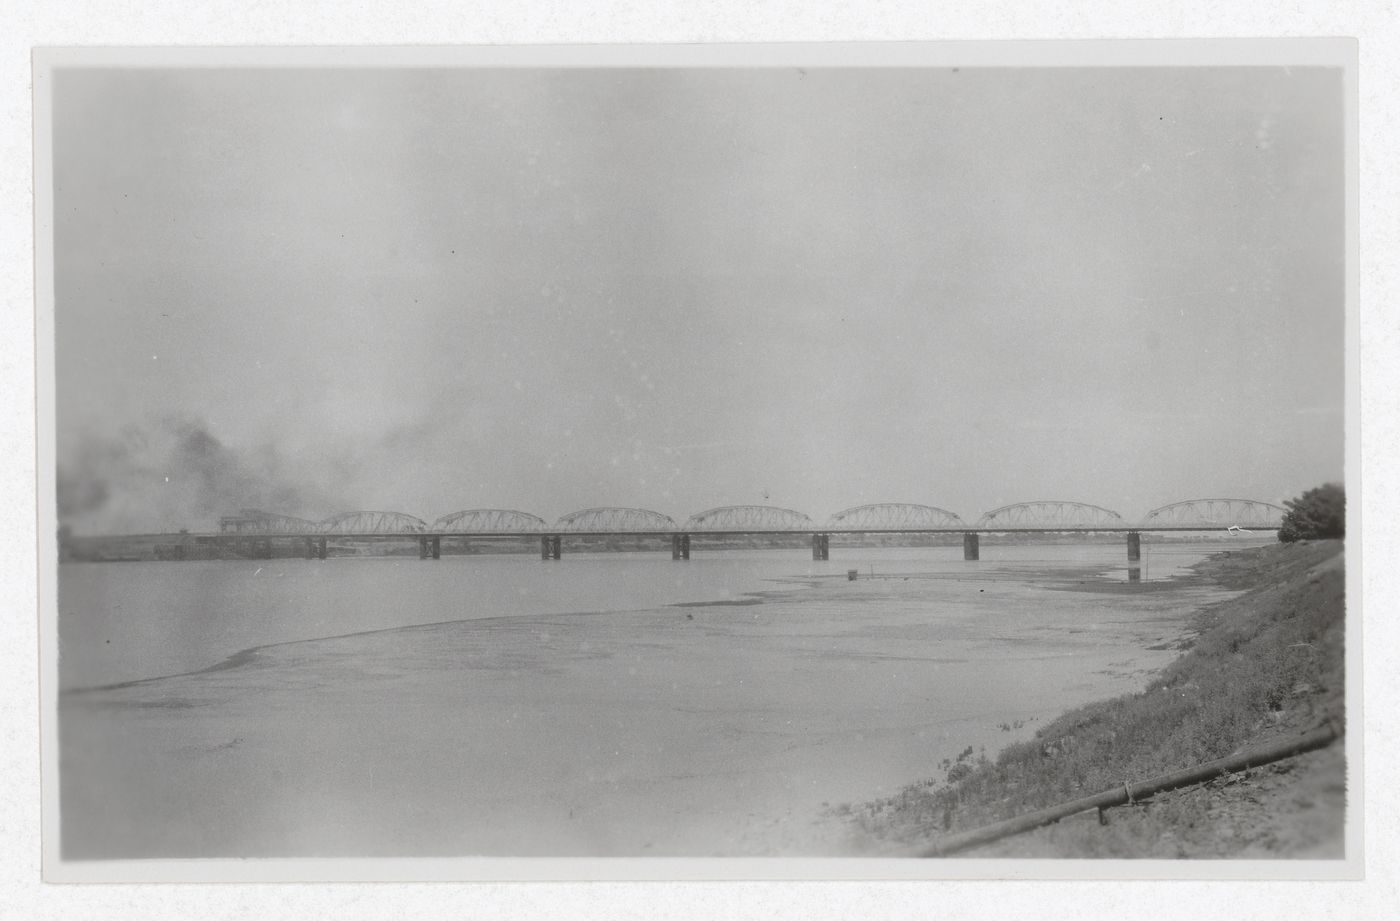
[836,540,1347,858]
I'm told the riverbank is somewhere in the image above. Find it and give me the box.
[835,539,1347,858]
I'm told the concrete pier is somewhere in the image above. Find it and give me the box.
[811,533,830,561]
[1127,531,1141,562]
[963,532,980,561]
[317,537,327,560]
[671,533,691,560]
[541,535,562,560]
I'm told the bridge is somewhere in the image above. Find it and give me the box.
[208,498,1287,563]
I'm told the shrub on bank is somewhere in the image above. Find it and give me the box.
[1278,483,1345,542]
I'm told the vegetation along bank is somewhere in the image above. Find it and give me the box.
[840,537,1346,858]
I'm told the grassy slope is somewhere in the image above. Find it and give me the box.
[841,539,1346,857]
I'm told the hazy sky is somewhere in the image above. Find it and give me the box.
[52,66,1345,533]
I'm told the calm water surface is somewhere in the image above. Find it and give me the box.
[58,542,1233,691]
[57,539,1269,857]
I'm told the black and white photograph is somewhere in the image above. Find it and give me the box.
[35,42,1356,879]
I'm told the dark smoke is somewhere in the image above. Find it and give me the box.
[55,465,109,518]
[56,415,343,535]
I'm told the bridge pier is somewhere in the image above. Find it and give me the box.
[317,537,327,560]
[304,537,315,560]
[1127,531,1141,562]
[672,533,691,560]
[431,536,441,560]
[541,534,562,560]
[419,537,429,560]
[963,532,980,561]
[812,533,830,561]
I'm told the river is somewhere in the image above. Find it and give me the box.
[55,539,1265,858]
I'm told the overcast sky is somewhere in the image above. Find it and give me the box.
[52,66,1344,533]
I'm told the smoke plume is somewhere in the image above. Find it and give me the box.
[56,416,343,535]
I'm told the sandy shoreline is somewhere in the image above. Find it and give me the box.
[59,561,1240,858]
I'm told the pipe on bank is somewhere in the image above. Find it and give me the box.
[917,723,1342,857]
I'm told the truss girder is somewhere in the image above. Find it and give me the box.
[683,505,814,531]
[231,509,320,534]
[826,503,965,529]
[319,511,428,534]
[553,507,678,532]
[975,501,1124,528]
[430,509,548,532]
[1140,499,1286,528]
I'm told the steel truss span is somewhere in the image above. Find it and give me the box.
[319,511,429,534]
[1140,498,1286,529]
[553,507,678,532]
[975,501,1124,529]
[430,509,548,532]
[826,503,965,529]
[219,509,319,534]
[684,505,814,531]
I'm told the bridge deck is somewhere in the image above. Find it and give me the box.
[198,525,1278,539]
